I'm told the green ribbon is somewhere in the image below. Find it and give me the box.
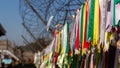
[80,5,84,44]
[113,0,120,27]
[113,0,116,27]
[64,22,69,54]
[115,0,120,4]
[87,0,95,41]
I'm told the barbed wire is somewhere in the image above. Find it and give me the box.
[19,0,84,50]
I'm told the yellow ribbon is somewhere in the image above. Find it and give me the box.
[56,32,61,53]
[93,0,100,45]
[82,3,87,55]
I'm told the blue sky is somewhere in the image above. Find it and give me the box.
[0,0,85,46]
[0,0,23,45]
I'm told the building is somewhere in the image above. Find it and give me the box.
[0,40,14,53]
[0,24,6,36]
[0,24,19,67]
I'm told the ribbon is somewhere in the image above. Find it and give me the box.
[93,0,100,45]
